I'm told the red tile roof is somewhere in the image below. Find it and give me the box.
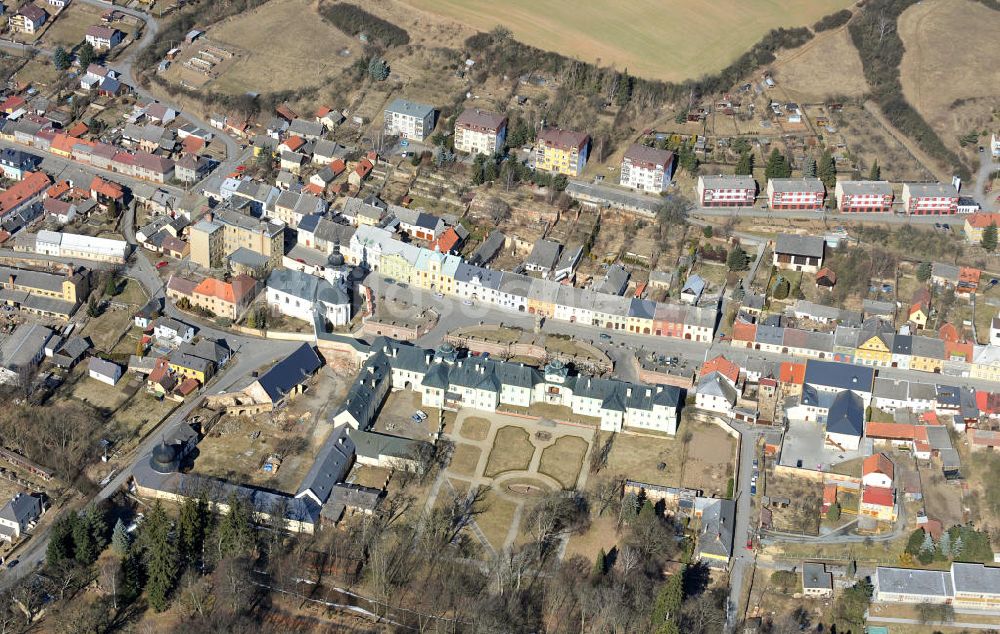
[965,212,1000,228]
[282,135,305,152]
[46,180,71,200]
[67,122,89,137]
[863,453,894,481]
[861,486,893,508]
[538,127,589,150]
[731,321,757,342]
[700,355,740,384]
[89,176,124,200]
[0,171,50,214]
[328,159,346,175]
[354,158,373,178]
[430,226,462,254]
[779,361,805,385]
[193,274,256,305]
[181,135,205,155]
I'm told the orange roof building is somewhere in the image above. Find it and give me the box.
[779,361,806,385]
[938,322,960,343]
[861,486,894,508]
[731,321,757,343]
[189,275,258,320]
[45,180,71,200]
[89,176,125,201]
[0,171,50,215]
[700,354,740,384]
[282,135,305,152]
[863,453,894,480]
[430,226,462,254]
[957,267,980,294]
[67,122,89,137]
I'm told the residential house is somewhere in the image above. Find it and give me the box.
[168,350,213,384]
[85,25,124,50]
[696,174,757,207]
[773,234,825,273]
[383,99,435,141]
[962,212,1000,243]
[860,484,896,521]
[9,5,47,33]
[0,149,42,180]
[0,323,52,384]
[696,498,735,567]
[695,371,738,415]
[189,275,258,321]
[88,357,122,385]
[834,180,893,212]
[620,144,674,193]
[153,317,195,346]
[863,453,894,489]
[454,109,507,156]
[0,493,43,542]
[766,178,825,210]
[175,155,209,183]
[681,275,706,305]
[535,128,590,176]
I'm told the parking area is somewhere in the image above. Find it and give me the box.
[777,418,865,472]
[370,390,440,441]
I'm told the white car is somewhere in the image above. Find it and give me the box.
[462,299,473,306]
[434,292,444,299]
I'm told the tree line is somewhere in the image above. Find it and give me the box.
[848,0,971,181]
[318,3,410,47]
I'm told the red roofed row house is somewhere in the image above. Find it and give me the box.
[860,453,896,522]
[0,171,50,220]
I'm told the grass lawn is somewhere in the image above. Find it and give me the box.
[544,336,607,364]
[538,436,588,489]
[448,443,481,478]
[458,416,490,442]
[483,426,535,477]
[475,490,518,551]
[41,2,105,48]
[206,0,357,94]
[112,392,177,444]
[18,56,61,88]
[348,465,391,489]
[605,432,678,486]
[564,514,621,561]
[828,457,863,477]
[115,278,149,306]
[66,367,131,411]
[452,324,524,345]
[401,0,855,81]
[80,307,133,352]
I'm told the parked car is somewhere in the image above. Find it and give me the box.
[413,410,428,422]
[599,333,612,341]
[155,261,168,269]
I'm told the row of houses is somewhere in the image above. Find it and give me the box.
[729,317,1000,383]
[697,175,964,214]
[347,223,717,341]
[873,562,1000,609]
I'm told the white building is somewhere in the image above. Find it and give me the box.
[153,317,195,346]
[35,231,128,264]
[834,180,894,212]
[0,493,43,542]
[620,144,674,193]
[266,268,351,328]
[454,109,506,156]
[902,183,959,215]
[87,357,122,386]
[383,98,435,142]
[694,371,738,415]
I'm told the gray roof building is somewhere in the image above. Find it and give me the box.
[826,390,865,439]
[698,498,736,563]
[385,98,435,120]
[775,234,826,259]
[525,239,562,272]
[802,562,833,592]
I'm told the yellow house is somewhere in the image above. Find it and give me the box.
[971,348,1000,383]
[534,128,591,177]
[964,213,1000,244]
[380,251,415,285]
[909,337,945,374]
[859,487,896,522]
[909,304,928,328]
[855,333,892,366]
[168,352,212,384]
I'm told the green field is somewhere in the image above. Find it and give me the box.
[401,0,856,81]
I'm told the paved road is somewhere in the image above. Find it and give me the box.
[693,206,960,224]
[725,419,762,631]
[867,615,1000,630]
[972,155,999,212]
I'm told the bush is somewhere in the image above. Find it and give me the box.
[770,570,798,593]
[813,9,853,31]
[319,3,410,47]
